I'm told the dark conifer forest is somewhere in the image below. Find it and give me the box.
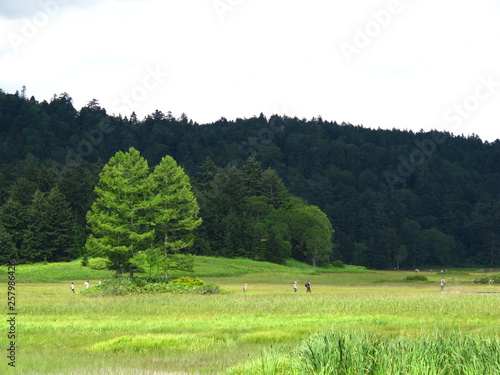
[1,89,499,269]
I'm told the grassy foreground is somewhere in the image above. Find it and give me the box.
[2,258,499,374]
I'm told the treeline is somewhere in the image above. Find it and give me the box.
[0,89,499,268]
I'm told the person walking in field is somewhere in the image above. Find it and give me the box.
[305,280,311,293]
[84,280,90,289]
[440,278,446,292]
[243,284,247,292]
[70,282,75,293]
[293,282,297,293]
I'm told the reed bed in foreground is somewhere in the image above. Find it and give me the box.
[228,329,500,375]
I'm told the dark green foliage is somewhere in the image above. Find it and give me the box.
[0,89,499,267]
[0,225,16,264]
[194,160,333,265]
[19,188,77,262]
[332,260,345,268]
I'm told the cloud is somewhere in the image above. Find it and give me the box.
[0,0,40,19]
[0,0,134,20]
[0,0,499,141]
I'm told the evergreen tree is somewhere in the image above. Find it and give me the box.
[45,187,77,261]
[22,190,49,262]
[0,225,17,264]
[260,168,289,208]
[86,147,155,277]
[146,155,202,278]
[0,199,28,257]
[9,177,37,205]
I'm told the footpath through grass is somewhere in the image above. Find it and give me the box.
[2,258,499,374]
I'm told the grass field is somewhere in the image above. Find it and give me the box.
[2,258,499,374]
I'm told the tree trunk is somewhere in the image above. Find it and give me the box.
[129,243,134,278]
[164,233,169,279]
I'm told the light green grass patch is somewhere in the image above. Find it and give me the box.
[0,259,115,282]
[238,330,300,344]
[89,333,236,353]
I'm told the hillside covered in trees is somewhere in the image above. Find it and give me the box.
[0,89,499,269]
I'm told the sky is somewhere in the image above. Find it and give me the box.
[1,0,499,142]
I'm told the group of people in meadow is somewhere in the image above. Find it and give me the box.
[70,280,101,293]
[243,279,447,293]
[72,277,446,294]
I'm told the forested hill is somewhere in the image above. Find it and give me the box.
[1,90,499,268]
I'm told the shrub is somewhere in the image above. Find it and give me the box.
[195,284,220,295]
[332,260,345,268]
[80,255,89,266]
[80,276,219,296]
[171,276,205,287]
[404,275,428,282]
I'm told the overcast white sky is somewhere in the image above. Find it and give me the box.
[1,0,499,141]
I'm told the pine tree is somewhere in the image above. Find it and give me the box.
[22,190,49,262]
[45,187,77,261]
[86,147,155,277]
[0,199,28,257]
[149,155,202,277]
[0,225,17,264]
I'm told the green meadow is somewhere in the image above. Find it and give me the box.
[2,258,499,374]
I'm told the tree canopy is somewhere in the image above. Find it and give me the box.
[0,89,499,268]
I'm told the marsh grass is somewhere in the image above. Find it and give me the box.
[228,330,500,375]
[4,259,500,374]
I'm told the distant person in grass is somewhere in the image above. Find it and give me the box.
[84,280,90,289]
[440,278,446,292]
[293,282,297,293]
[70,282,75,293]
[305,281,311,293]
[243,284,247,292]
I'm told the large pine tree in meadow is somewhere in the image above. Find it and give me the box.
[86,148,202,278]
[151,155,202,255]
[132,155,202,279]
[86,147,155,277]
